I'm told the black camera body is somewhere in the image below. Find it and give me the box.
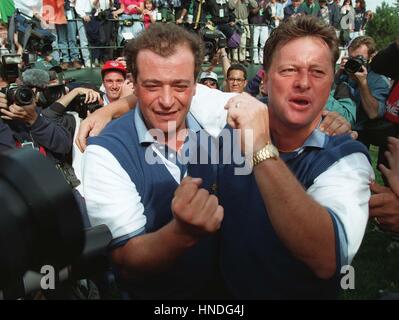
[200,28,227,61]
[68,94,104,119]
[344,55,369,74]
[0,55,22,83]
[0,84,35,107]
[14,11,55,56]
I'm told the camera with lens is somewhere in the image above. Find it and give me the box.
[38,83,66,108]
[13,11,55,56]
[200,27,227,61]
[0,148,112,299]
[68,93,104,119]
[0,84,35,107]
[344,55,369,74]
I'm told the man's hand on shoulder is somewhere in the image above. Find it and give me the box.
[320,110,357,139]
[76,109,112,152]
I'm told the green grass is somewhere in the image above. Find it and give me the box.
[340,145,399,299]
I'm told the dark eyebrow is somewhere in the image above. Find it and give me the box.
[141,79,162,85]
[141,79,191,85]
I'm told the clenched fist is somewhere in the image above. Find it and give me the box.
[225,92,270,155]
[171,177,224,238]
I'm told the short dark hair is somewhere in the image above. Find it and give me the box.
[349,35,377,57]
[263,15,339,71]
[227,64,247,80]
[355,0,366,9]
[125,23,204,81]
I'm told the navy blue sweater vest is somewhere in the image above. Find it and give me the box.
[89,110,221,299]
[218,133,370,299]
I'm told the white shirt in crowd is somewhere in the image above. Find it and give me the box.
[14,0,42,17]
[75,0,95,18]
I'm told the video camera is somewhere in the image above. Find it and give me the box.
[0,148,112,299]
[0,83,34,107]
[1,68,51,107]
[38,83,66,108]
[11,10,55,56]
[200,27,227,62]
[344,55,369,74]
[0,148,84,290]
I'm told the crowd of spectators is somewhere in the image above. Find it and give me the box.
[0,0,398,300]
[0,0,375,69]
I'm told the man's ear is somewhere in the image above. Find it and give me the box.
[262,72,269,95]
[192,82,197,96]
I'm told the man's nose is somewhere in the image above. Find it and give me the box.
[294,70,310,91]
[159,86,174,108]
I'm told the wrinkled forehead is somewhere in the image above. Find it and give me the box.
[271,37,333,66]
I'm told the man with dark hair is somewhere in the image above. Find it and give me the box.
[82,23,225,299]
[226,63,247,93]
[101,60,127,105]
[78,17,370,299]
[220,15,372,298]
[335,35,392,174]
[0,69,72,161]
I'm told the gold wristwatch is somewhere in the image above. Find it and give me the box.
[252,142,279,167]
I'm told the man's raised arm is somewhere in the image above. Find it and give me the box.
[76,94,137,151]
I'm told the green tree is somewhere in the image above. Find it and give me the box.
[366,1,399,49]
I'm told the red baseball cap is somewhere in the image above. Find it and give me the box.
[101,60,127,79]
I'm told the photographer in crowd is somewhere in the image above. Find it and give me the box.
[0,80,15,151]
[0,68,72,163]
[334,35,392,170]
[13,0,61,63]
[41,80,103,188]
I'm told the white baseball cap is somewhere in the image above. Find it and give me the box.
[199,71,218,82]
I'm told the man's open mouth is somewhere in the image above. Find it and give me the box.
[289,97,311,107]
